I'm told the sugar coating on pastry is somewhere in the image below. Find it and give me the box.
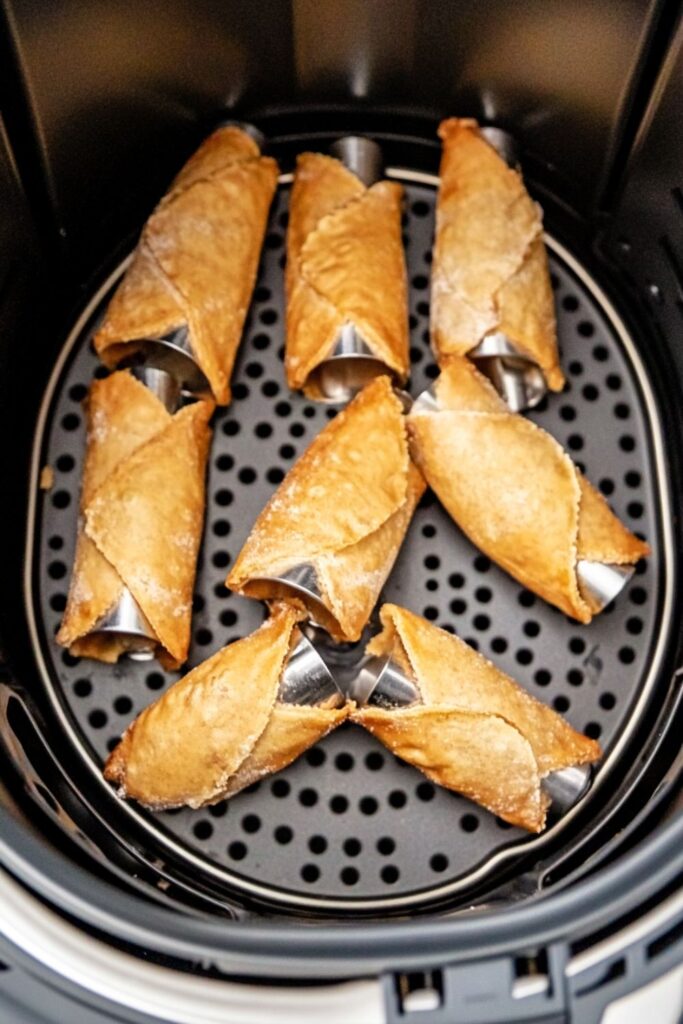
[95,126,278,404]
[57,370,213,667]
[104,607,349,809]
[408,357,649,622]
[432,117,564,392]
[286,151,409,395]
[228,375,425,641]
[355,604,601,831]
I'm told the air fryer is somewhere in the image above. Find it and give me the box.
[0,2,682,1022]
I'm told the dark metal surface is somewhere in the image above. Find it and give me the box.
[29,172,668,909]
[0,0,665,277]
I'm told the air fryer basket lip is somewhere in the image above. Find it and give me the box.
[1,804,682,980]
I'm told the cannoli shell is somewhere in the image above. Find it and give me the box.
[354,605,601,831]
[95,127,278,404]
[286,152,409,395]
[228,376,425,641]
[57,371,212,667]
[407,358,649,622]
[431,118,564,392]
[104,609,349,809]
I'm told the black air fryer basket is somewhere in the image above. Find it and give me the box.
[0,2,682,1022]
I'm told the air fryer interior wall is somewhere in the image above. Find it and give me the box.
[0,0,681,992]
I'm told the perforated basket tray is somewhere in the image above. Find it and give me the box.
[27,164,672,915]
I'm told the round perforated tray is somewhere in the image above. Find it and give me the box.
[31,171,667,912]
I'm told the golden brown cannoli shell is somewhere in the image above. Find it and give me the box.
[228,376,425,641]
[407,357,649,622]
[353,604,601,831]
[104,608,349,809]
[431,118,564,392]
[285,152,409,396]
[95,127,278,405]
[56,371,213,667]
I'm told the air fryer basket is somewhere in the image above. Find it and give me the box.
[0,0,682,1019]
[5,130,669,918]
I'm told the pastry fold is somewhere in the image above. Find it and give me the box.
[353,605,601,831]
[57,371,213,668]
[95,126,278,404]
[228,376,425,641]
[285,152,409,397]
[431,118,564,392]
[104,607,350,809]
[408,358,649,622]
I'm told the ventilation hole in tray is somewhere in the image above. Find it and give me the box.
[359,796,379,815]
[113,695,132,715]
[222,419,240,437]
[341,866,360,886]
[88,709,107,729]
[274,825,293,845]
[535,669,552,686]
[50,593,66,612]
[562,295,579,312]
[491,637,508,654]
[430,853,449,873]
[301,863,320,883]
[423,605,439,621]
[48,560,67,580]
[232,383,249,400]
[599,692,617,710]
[381,865,399,884]
[212,520,231,538]
[106,736,119,753]
[582,383,599,401]
[584,722,602,740]
[330,795,349,814]
[208,802,227,818]
[599,478,615,496]
[299,787,318,807]
[193,820,213,841]
[146,672,165,691]
[48,534,64,550]
[460,814,479,833]
[626,616,643,635]
[271,779,290,798]
[516,648,533,665]
[567,434,584,451]
[630,587,647,605]
[593,344,609,362]
[61,413,80,431]
[553,695,570,713]
[628,501,644,519]
[344,838,362,857]
[365,751,384,771]
[388,790,407,809]
[618,646,636,664]
[308,834,327,854]
[241,814,261,834]
[450,598,467,615]
[334,752,353,772]
[228,841,247,861]
[73,678,92,698]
